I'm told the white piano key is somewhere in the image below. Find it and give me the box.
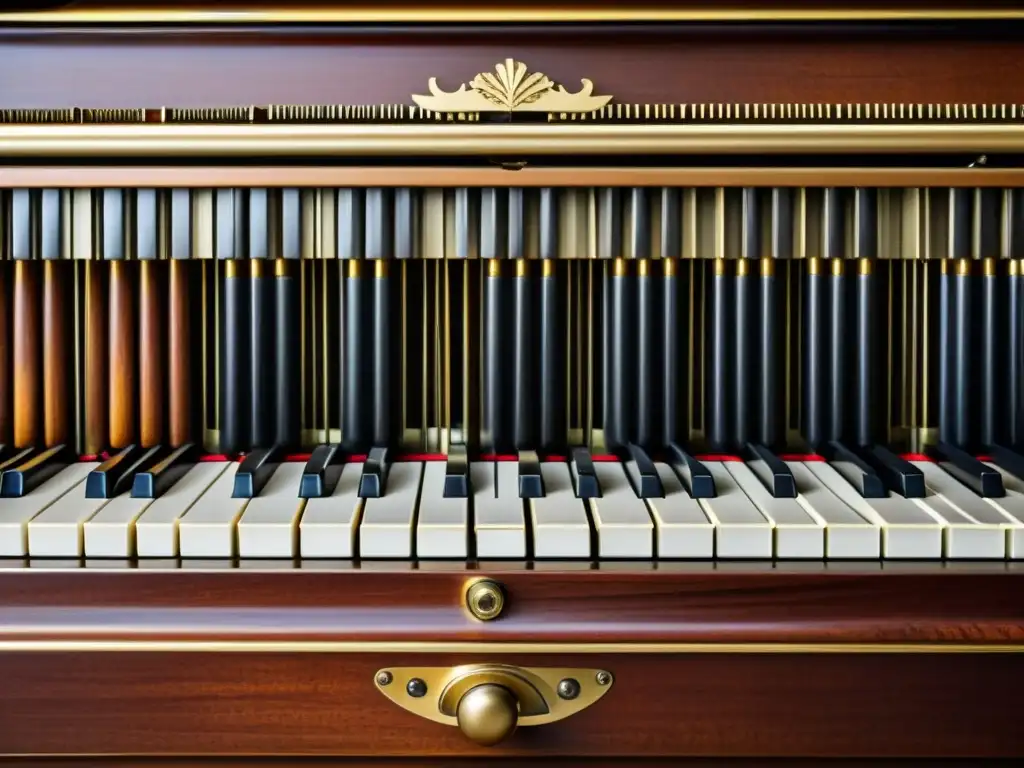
[473,462,527,558]
[530,463,592,559]
[729,461,823,559]
[179,465,249,558]
[911,461,1008,559]
[27,479,109,558]
[299,463,363,558]
[590,462,653,558]
[983,463,1024,558]
[135,462,229,557]
[697,462,772,559]
[647,463,713,558]
[804,461,938,559]
[84,494,154,558]
[792,462,881,558]
[359,462,422,558]
[237,463,306,558]
[417,461,469,558]
[0,463,97,556]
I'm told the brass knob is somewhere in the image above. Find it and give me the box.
[456,683,519,746]
[465,579,505,621]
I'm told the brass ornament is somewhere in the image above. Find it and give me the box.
[411,58,612,115]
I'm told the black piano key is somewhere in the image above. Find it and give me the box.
[221,259,249,456]
[859,444,925,498]
[298,444,345,499]
[804,258,825,449]
[987,444,1024,485]
[232,444,284,499]
[131,443,199,499]
[372,260,393,448]
[443,444,470,499]
[0,444,73,498]
[10,189,31,260]
[624,443,664,498]
[275,260,301,448]
[250,260,274,448]
[826,440,886,499]
[102,189,124,260]
[40,189,62,261]
[745,442,796,498]
[570,447,600,499]
[930,441,1005,498]
[517,449,544,499]
[86,443,146,499]
[358,446,390,499]
[667,442,715,498]
[708,259,729,451]
[342,260,371,452]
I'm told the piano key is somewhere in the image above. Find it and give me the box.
[517,449,544,499]
[131,443,198,499]
[697,462,772,559]
[299,444,345,499]
[667,443,715,498]
[790,462,887,559]
[826,441,887,498]
[859,444,925,498]
[359,461,423,558]
[570,447,600,499]
[984,444,1024,487]
[0,444,73,498]
[623,444,664,498]
[233,445,283,498]
[416,461,469,559]
[590,462,653,558]
[791,461,937,559]
[746,443,796,498]
[85,444,156,499]
[179,464,248,558]
[981,463,1024,558]
[27,475,111,557]
[443,444,469,499]
[299,463,363,558]
[647,463,714,559]
[83,491,155,558]
[913,460,1013,558]
[530,462,591,559]
[0,463,95,556]
[727,461,823,559]
[930,441,1005,498]
[358,446,390,499]
[237,463,306,558]
[473,461,527,558]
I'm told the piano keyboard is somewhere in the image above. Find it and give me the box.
[3,450,1023,561]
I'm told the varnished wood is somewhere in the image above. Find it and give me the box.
[0,263,10,445]
[12,260,40,448]
[83,259,107,456]
[139,260,163,447]
[108,260,136,449]
[168,259,190,447]
[42,260,69,446]
[2,166,1024,189]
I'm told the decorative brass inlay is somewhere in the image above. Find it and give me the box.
[465,579,506,622]
[411,59,612,115]
[374,664,613,745]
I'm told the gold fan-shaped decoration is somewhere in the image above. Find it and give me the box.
[411,58,612,115]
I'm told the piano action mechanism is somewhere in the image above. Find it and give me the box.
[0,2,1022,761]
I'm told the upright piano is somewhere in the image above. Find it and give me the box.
[0,2,1022,763]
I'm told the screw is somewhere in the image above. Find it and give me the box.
[595,671,612,686]
[406,678,428,698]
[557,678,581,700]
[376,671,393,686]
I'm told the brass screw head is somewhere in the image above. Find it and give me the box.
[376,671,393,686]
[596,671,612,686]
[465,579,505,621]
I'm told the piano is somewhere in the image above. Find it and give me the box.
[0,1,1022,763]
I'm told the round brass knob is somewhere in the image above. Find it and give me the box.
[465,579,505,621]
[455,684,519,746]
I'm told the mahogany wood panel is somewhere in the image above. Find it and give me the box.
[42,261,69,446]
[0,566,1021,644]
[0,650,1020,756]
[1,23,1024,108]
[12,261,40,449]
[3,167,1024,189]
[108,260,136,449]
[168,259,190,446]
